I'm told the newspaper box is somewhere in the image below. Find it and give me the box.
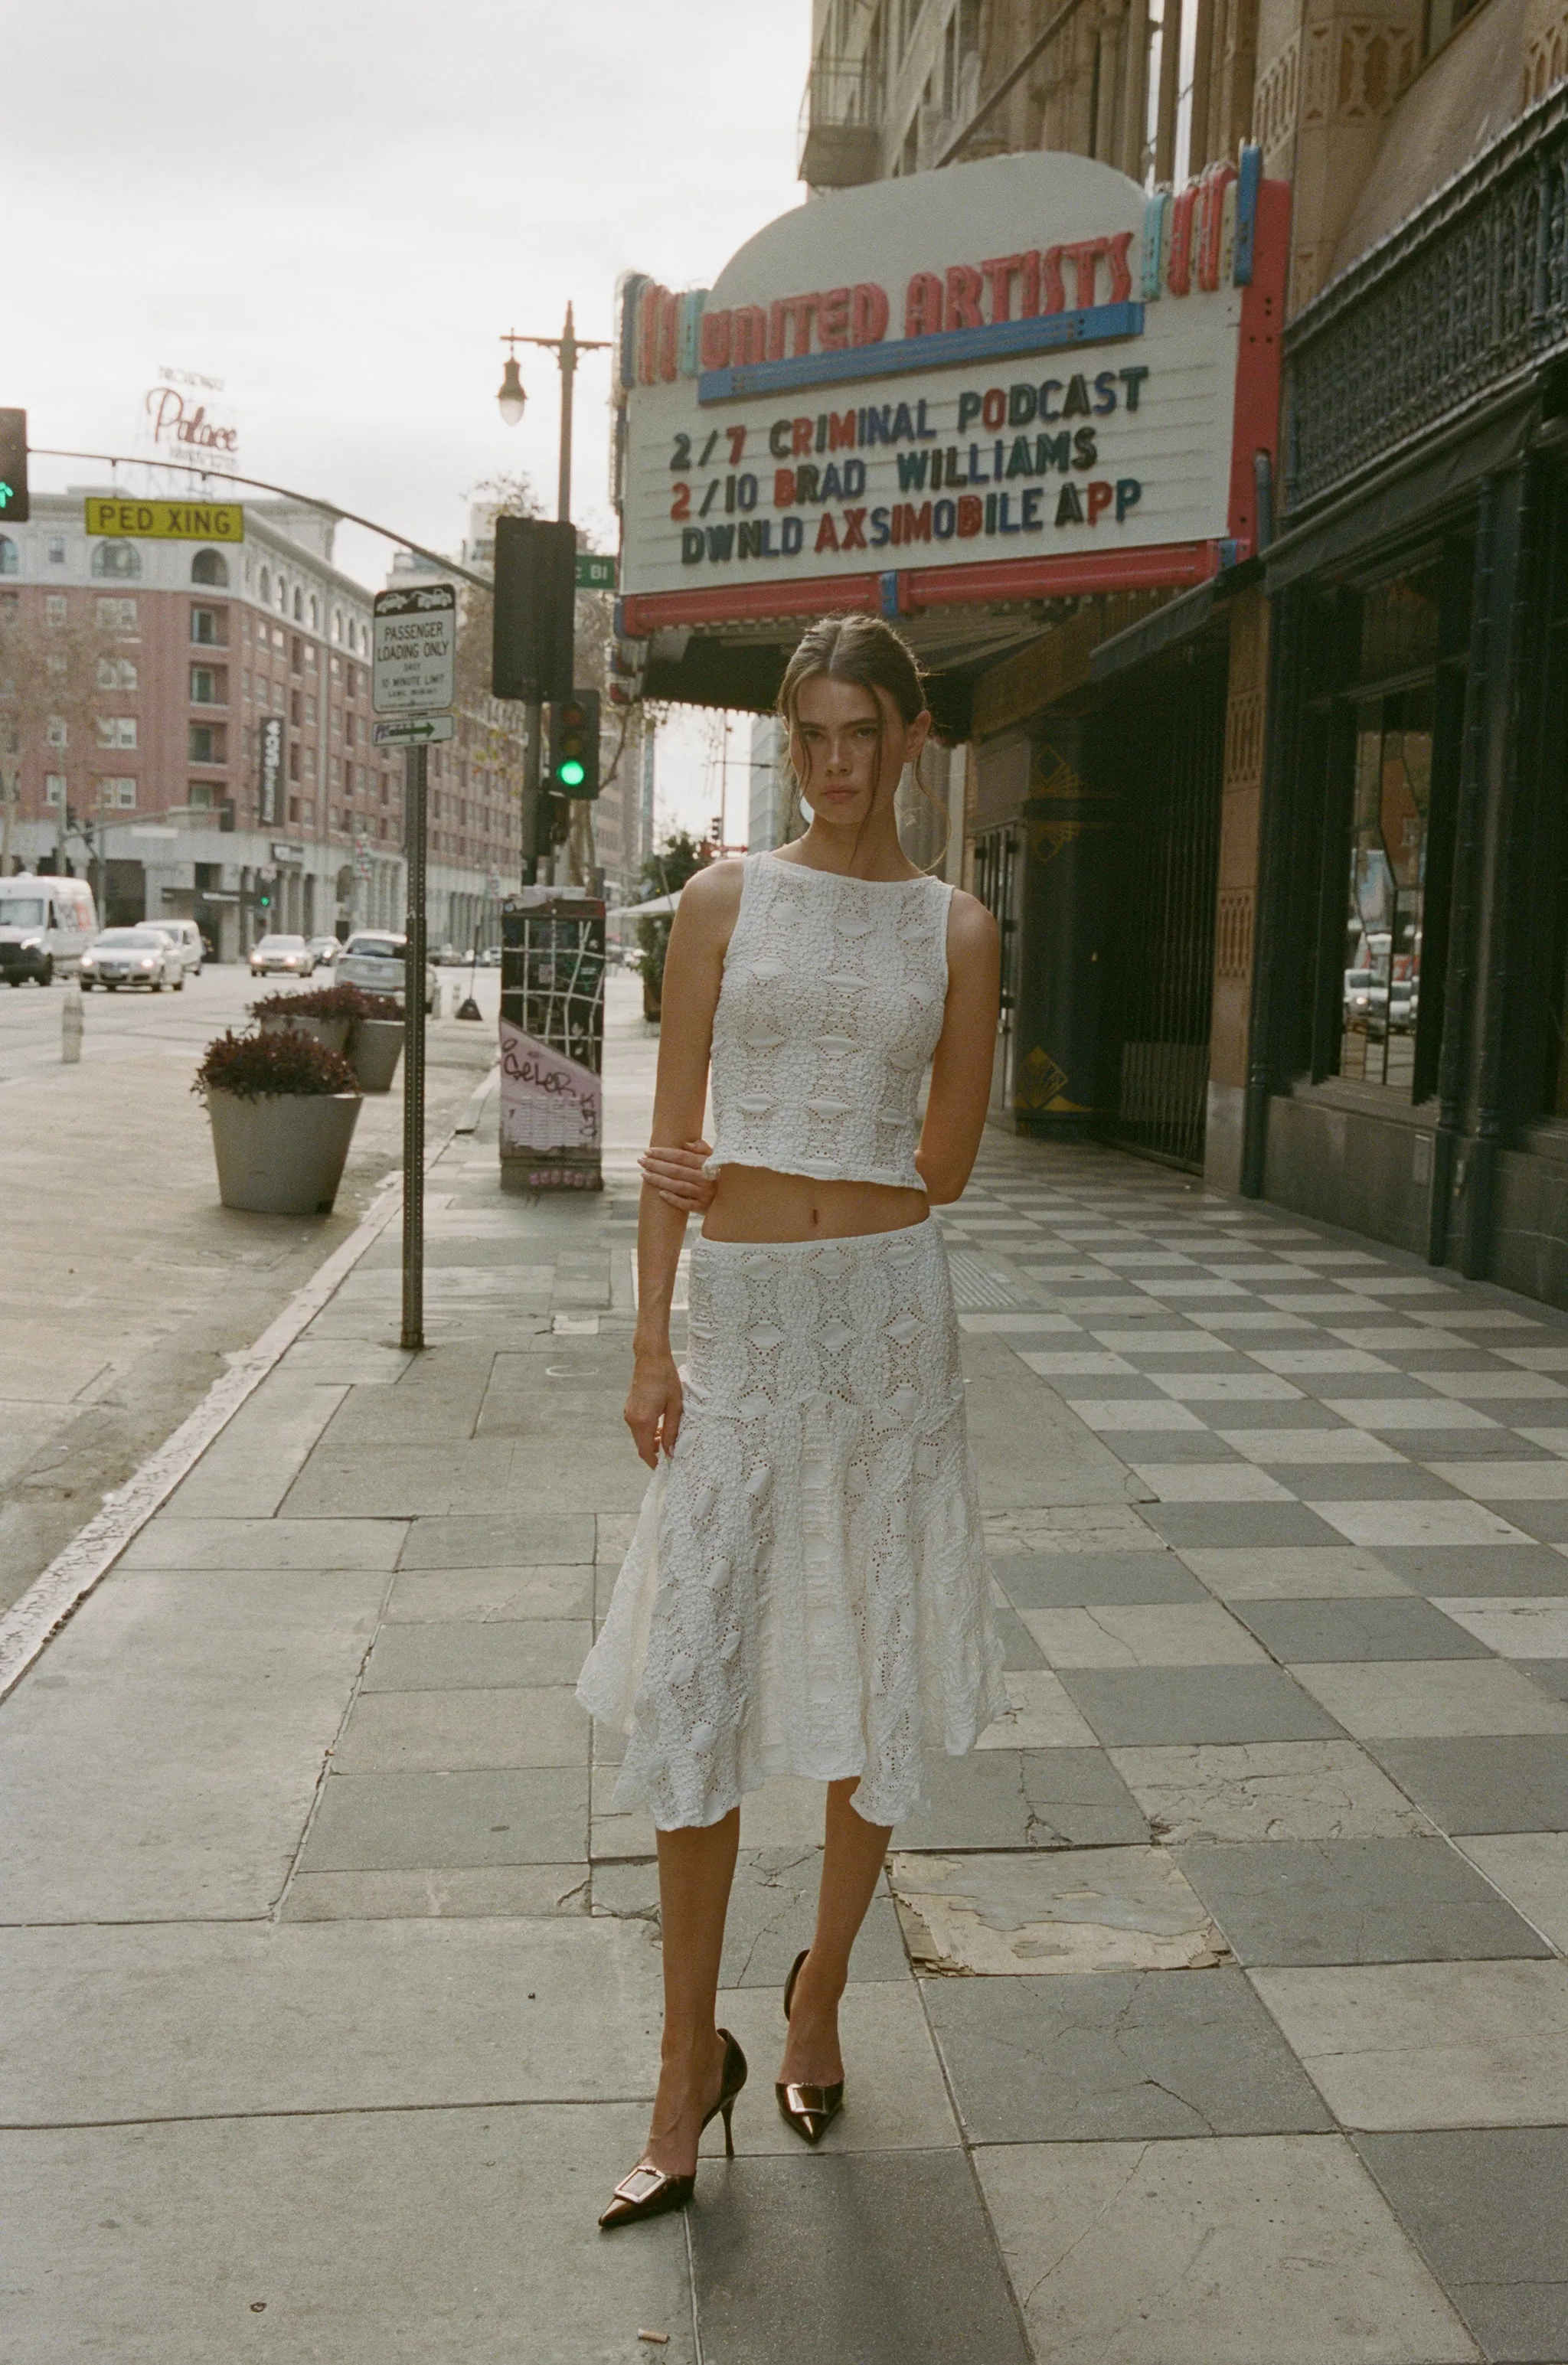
[498,893,605,1193]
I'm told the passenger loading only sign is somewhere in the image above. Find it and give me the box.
[612,148,1285,622]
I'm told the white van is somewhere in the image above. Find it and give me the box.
[145,918,204,978]
[0,874,98,985]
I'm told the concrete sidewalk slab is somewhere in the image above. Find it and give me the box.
[0,1566,384,1923]
[301,1765,588,1870]
[119,1514,405,1569]
[0,2103,695,2365]
[975,2135,1478,2365]
[1174,1835,1552,1964]
[1108,1739,1433,1844]
[924,1966,1334,2140]
[0,1916,662,2123]
[331,1684,585,1771]
[1253,1958,1568,2126]
[687,2150,1029,2365]
[889,1844,1227,1974]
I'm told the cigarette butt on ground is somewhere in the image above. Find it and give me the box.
[637,2335,670,2348]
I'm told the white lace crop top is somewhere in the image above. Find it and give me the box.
[703,851,955,1191]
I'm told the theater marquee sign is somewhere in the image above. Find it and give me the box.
[612,149,1285,633]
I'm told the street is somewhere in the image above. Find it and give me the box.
[5,978,1568,2360]
[0,962,498,1616]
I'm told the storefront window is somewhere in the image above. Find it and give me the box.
[1337,685,1434,1091]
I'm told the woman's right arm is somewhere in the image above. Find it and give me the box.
[623,862,744,1468]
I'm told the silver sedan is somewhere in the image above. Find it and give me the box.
[337,931,436,1013]
[79,929,186,992]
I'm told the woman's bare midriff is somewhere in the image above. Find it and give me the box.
[701,1163,928,1244]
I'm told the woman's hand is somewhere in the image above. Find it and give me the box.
[624,1349,684,1469]
[639,1136,716,1214]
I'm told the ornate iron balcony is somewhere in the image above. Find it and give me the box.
[1283,84,1568,516]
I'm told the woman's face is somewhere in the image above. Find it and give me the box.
[790,672,930,828]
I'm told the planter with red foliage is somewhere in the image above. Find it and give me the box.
[252,982,404,1089]
[196,1027,363,1216]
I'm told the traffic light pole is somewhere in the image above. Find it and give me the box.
[499,302,609,890]
[400,741,428,1352]
[521,707,543,887]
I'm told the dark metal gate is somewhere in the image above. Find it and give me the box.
[1101,647,1228,1169]
[972,822,1023,1118]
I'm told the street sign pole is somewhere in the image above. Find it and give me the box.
[370,576,456,1358]
[400,740,429,1354]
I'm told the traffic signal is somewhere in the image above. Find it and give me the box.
[0,409,28,525]
[492,515,576,704]
[550,690,601,799]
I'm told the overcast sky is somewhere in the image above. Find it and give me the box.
[11,0,807,839]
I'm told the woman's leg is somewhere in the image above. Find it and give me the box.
[641,1805,742,2177]
[779,1778,893,2086]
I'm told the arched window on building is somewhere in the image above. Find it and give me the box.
[0,536,17,576]
[277,576,289,612]
[332,609,342,644]
[91,541,142,580]
[191,548,229,587]
[309,594,319,632]
[258,567,271,604]
[292,586,304,622]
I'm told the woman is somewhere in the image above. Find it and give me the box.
[577,612,1004,2229]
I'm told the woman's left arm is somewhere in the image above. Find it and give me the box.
[914,890,1001,1206]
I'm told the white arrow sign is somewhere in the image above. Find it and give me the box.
[372,714,456,746]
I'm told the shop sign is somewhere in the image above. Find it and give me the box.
[270,838,305,865]
[614,149,1285,624]
[257,714,284,825]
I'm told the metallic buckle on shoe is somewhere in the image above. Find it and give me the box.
[612,2164,670,2207]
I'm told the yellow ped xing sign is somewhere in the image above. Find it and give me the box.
[83,496,245,543]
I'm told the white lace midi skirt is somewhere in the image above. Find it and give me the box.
[576,1216,1006,1830]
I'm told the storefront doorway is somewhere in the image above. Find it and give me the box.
[1101,646,1228,1168]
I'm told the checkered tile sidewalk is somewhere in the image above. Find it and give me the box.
[910,1135,1568,2362]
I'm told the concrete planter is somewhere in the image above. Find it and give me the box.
[351,1018,403,1093]
[257,1012,353,1057]
[207,1089,362,1216]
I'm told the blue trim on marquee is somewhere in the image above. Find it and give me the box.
[1233,144,1262,287]
[697,301,1145,407]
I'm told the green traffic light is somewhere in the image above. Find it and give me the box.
[557,759,586,787]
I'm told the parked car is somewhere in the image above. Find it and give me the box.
[0,874,97,984]
[308,936,341,967]
[78,928,186,991]
[337,930,436,1013]
[1343,968,1388,1031]
[145,919,204,978]
[250,933,315,979]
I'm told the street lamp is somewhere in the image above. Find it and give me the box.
[496,350,527,429]
[494,303,611,524]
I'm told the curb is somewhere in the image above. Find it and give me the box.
[0,1059,499,1704]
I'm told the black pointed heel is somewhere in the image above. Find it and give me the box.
[598,2029,747,2229]
[776,1946,844,2147]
